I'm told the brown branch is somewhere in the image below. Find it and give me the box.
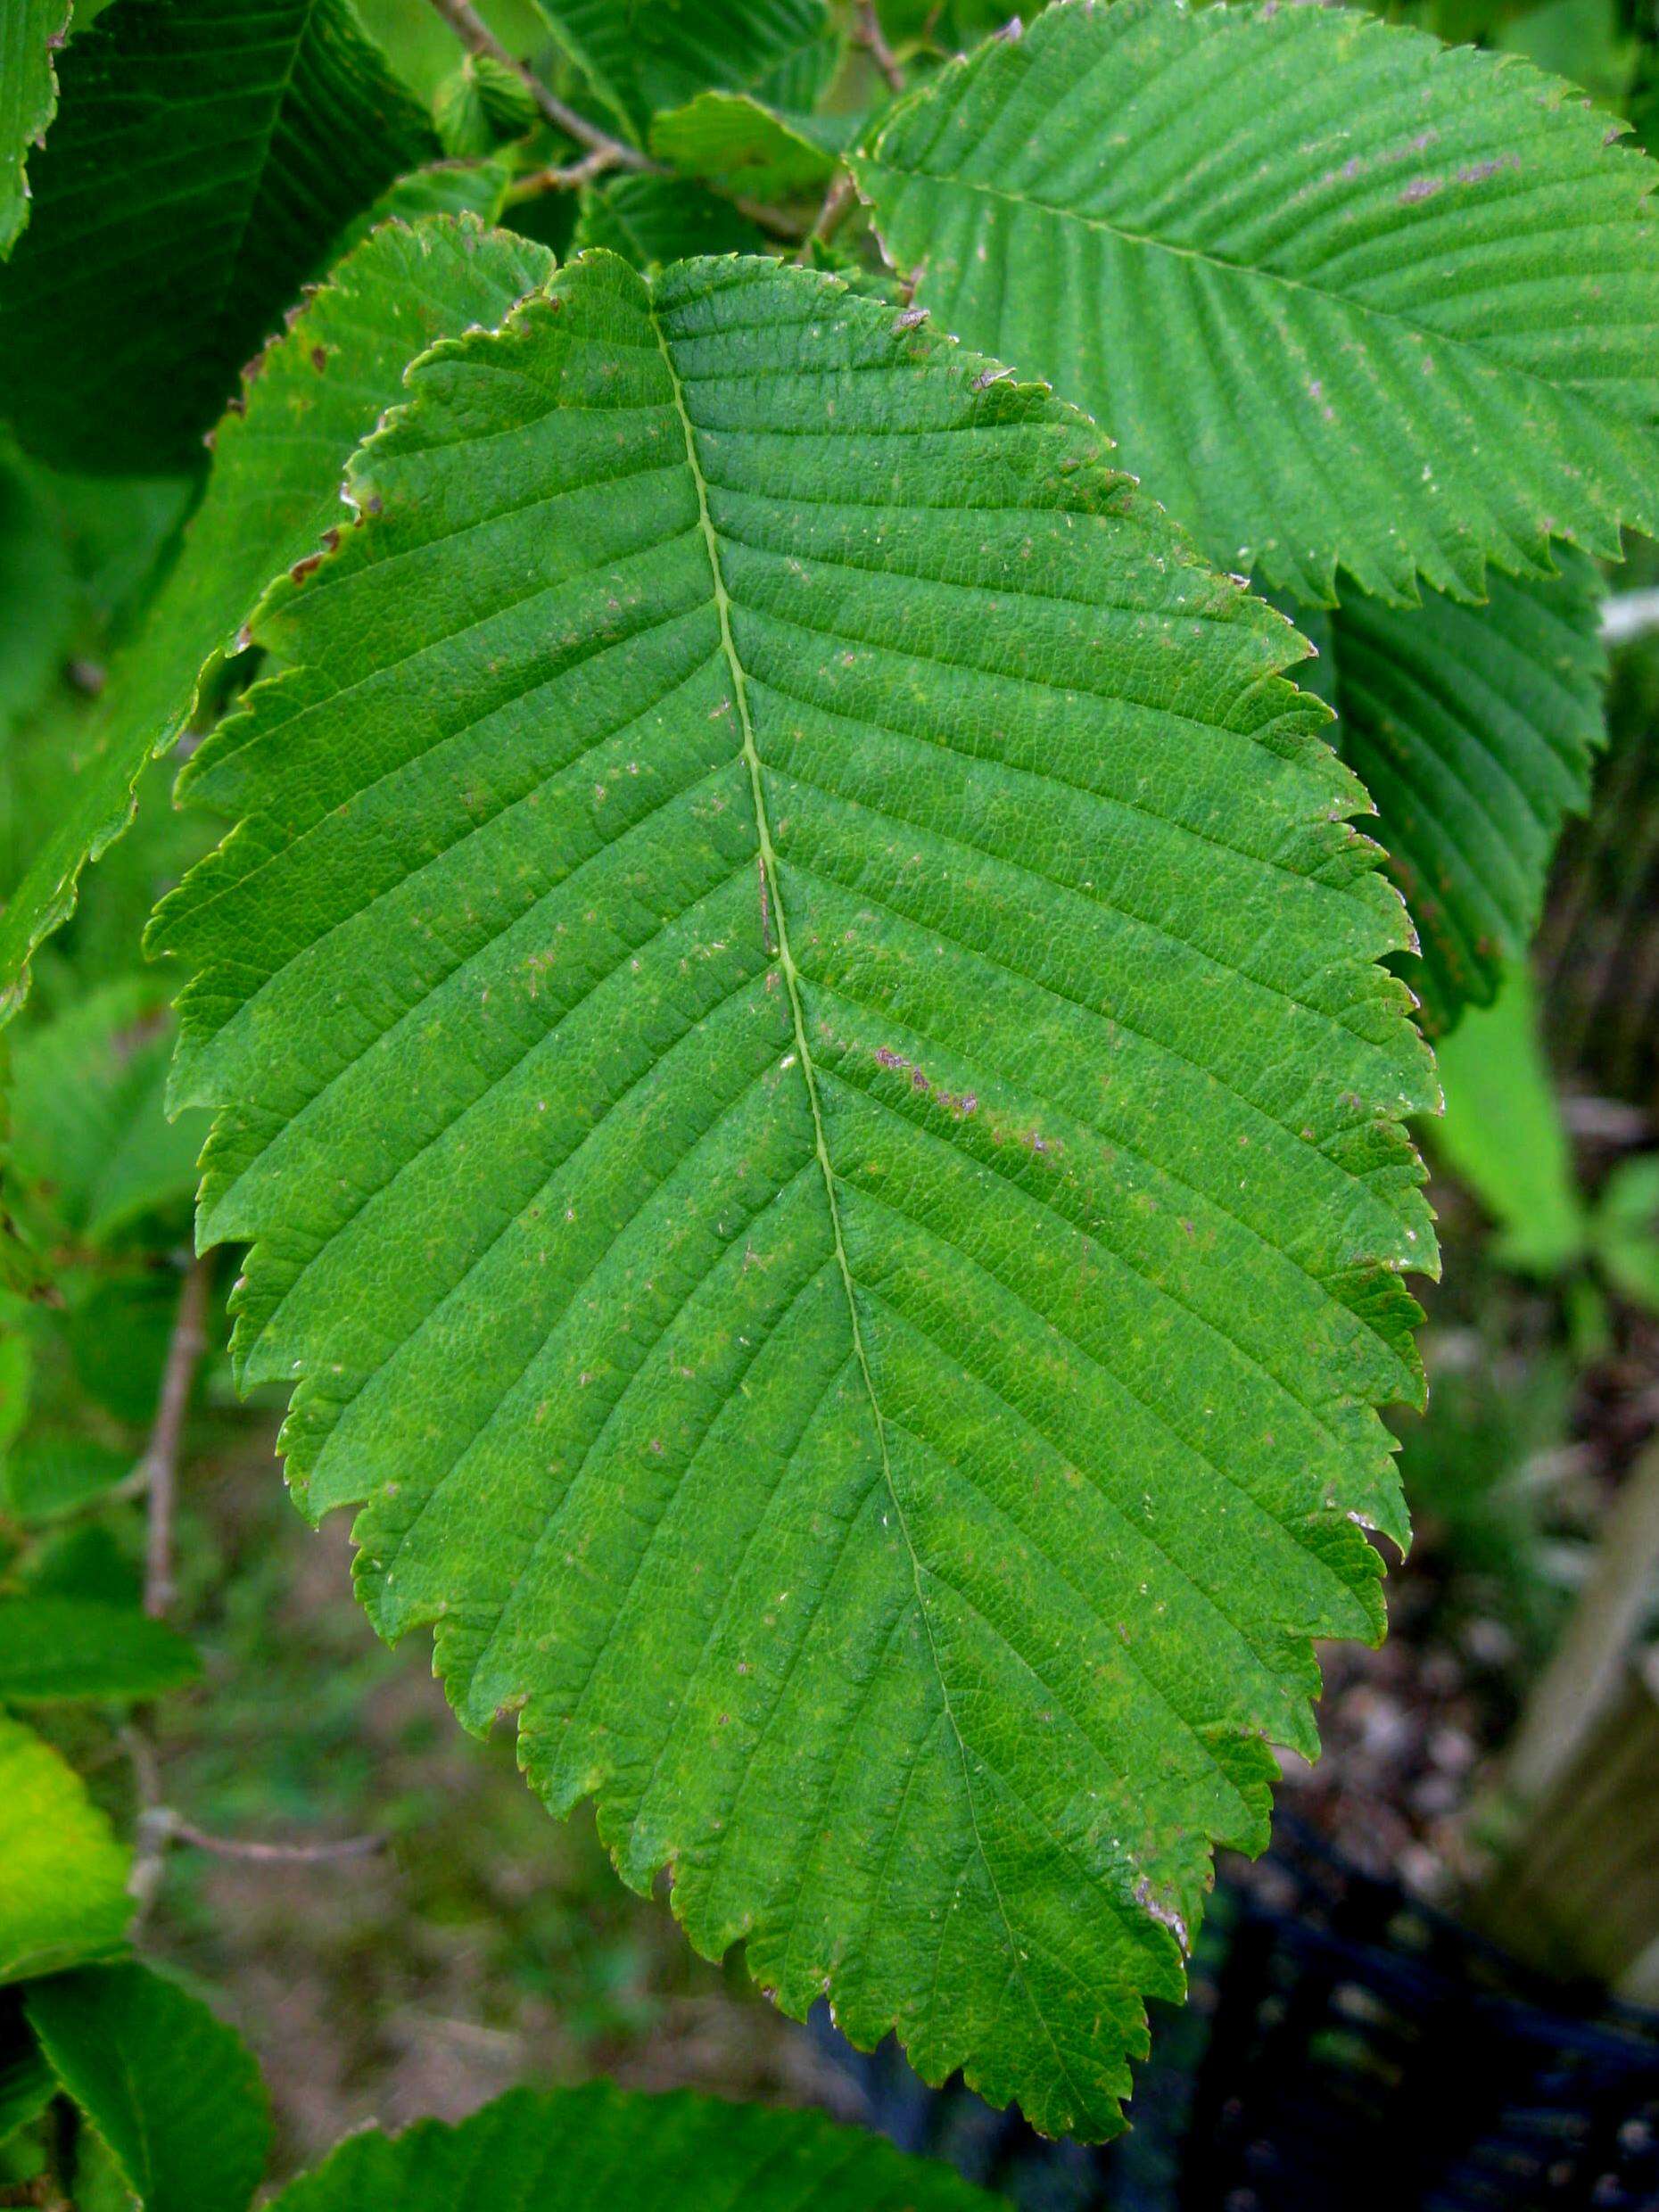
[171,1821,385,1865]
[141,1256,210,1622]
[730,194,817,243]
[854,2,906,93]
[422,0,658,172]
[506,144,626,201]
[120,1723,172,1922]
[795,170,857,263]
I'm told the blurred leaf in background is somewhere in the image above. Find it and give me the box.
[1431,962,1587,1279]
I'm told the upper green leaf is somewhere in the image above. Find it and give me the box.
[534,0,838,144]
[0,1597,200,1703]
[0,0,69,259]
[0,1712,131,1984]
[433,52,540,159]
[153,250,1433,2138]
[574,172,770,265]
[25,1962,271,2212]
[853,0,1659,605]
[650,89,843,202]
[0,215,553,1030]
[1309,552,1606,1033]
[0,0,437,472]
[268,2083,996,2211]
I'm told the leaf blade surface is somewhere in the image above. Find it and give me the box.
[854,0,1659,603]
[0,0,69,259]
[268,2083,996,2211]
[0,215,552,1029]
[0,0,437,471]
[1321,553,1607,1030]
[26,1963,270,2212]
[154,251,1434,2137]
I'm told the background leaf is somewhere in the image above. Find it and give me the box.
[0,0,437,472]
[267,2082,998,2210]
[1,1432,132,1524]
[433,52,540,158]
[0,0,70,259]
[0,450,77,754]
[650,91,842,202]
[0,1712,131,1983]
[7,977,206,1242]
[854,0,1659,604]
[0,1596,199,1703]
[26,1962,270,2212]
[0,1997,52,2147]
[0,214,553,1030]
[534,0,838,144]
[154,252,1432,2137]
[1430,961,1584,1275]
[574,172,769,263]
[1307,550,1607,1032]
[1589,1154,1659,1313]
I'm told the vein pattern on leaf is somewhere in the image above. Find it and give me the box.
[154,252,1435,2139]
[534,0,836,145]
[853,0,1659,604]
[574,173,771,265]
[0,216,552,1028]
[267,2082,996,2211]
[26,1964,271,2212]
[1311,550,1607,1033]
[0,0,437,471]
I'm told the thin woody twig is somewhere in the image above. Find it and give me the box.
[854,2,906,92]
[795,169,857,263]
[171,1821,385,1865]
[121,1265,389,1902]
[506,144,626,200]
[422,0,659,172]
[121,1723,172,1921]
[142,1255,210,1622]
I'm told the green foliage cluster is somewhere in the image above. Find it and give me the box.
[1,0,1656,2192]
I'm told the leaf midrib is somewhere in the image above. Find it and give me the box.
[647,292,1085,2110]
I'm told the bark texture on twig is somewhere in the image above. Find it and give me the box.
[142,1255,210,1621]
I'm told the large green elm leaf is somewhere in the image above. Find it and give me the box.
[268,2084,995,2212]
[0,216,553,1030]
[26,1963,270,2212]
[1305,552,1607,1033]
[534,0,838,145]
[153,252,1434,2138]
[0,0,69,259]
[853,0,1659,607]
[0,1713,131,1983]
[0,0,437,473]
